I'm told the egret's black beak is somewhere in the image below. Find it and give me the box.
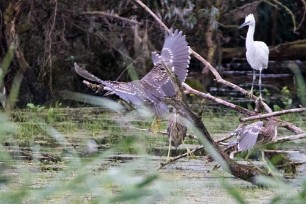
[239,21,249,29]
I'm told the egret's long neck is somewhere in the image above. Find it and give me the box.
[246,24,255,51]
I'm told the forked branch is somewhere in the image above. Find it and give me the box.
[133,0,305,183]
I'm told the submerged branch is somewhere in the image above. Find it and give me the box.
[157,145,205,170]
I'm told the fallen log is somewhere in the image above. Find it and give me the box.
[222,39,306,61]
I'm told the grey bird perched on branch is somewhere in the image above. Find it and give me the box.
[74,29,190,116]
[231,119,278,153]
[229,118,279,173]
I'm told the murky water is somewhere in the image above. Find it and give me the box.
[1,107,306,203]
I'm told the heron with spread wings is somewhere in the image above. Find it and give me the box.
[74,29,190,116]
[231,120,278,152]
[74,30,191,158]
[229,119,279,174]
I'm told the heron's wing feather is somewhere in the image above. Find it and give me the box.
[141,63,175,96]
[146,33,191,96]
[151,52,161,66]
[254,41,269,68]
[74,63,104,84]
[160,29,190,83]
[140,80,165,103]
[237,121,263,151]
[101,81,146,105]
[150,101,168,116]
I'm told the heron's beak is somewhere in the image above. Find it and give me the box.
[239,21,249,29]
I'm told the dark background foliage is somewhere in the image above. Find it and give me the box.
[0,0,305,108]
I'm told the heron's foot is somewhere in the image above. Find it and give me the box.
[186,148,195,158]
[247,89,254,98]
[262,154,282,178]
[150,117,162,134]
[229,151,237,159]
[183,142,195,159]
[213,164,221,170]
[165,155,172,163]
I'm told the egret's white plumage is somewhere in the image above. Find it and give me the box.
[240,14,269,98]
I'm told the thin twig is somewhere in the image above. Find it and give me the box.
[240,108,306,122]
[268,0,297,32]
[81,11,139,24]
[183,83,256,116]
[215,134,235,143]
[274,133,306,143]
[83,80,104,93]
[263,150,301,154]
[156,145,204,170]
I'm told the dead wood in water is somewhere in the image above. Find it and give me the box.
[133,0,306,184]
[69,0,306,185]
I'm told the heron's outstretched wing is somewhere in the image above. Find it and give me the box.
[74,63,146,104]
[101,80,148,105]
[102,80,168,116]
[150,101,168,117]
[75,29,190,116]
[236,121,263,151]
[161,29,190,83]
[151,29,190,84]
[74,63,104,84]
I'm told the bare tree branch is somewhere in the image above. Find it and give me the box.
[133,0,306,183]
[134,0,272,113]
[241,108,306,122]
[274,133,306,143]
[157,145,205,170]
[81,11,139,24]
[183,83,256,116]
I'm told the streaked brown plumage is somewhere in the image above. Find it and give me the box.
[167,111,187,148]
[231,119,278,152]
[74,29,190,116]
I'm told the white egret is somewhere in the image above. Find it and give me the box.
[240,14,269,99]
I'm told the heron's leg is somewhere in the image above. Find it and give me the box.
[261,151,274,175]
[259,69,262,99]
[261,151,280,177]
[245,150,252,160]
[248,69,256,97]
[167,136,172,160]
[182,140,194,158]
